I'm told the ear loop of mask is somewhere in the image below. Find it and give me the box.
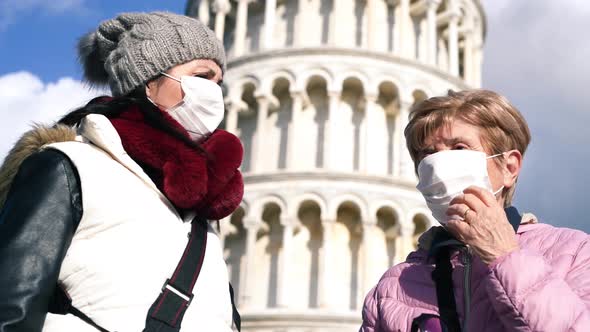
[146,72,182,108]
[487,151,506,196]
[160,72,181,83]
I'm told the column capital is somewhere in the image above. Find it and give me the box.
[221,221,239,237]
[212,0,231,14]
[364,93,378,103]
[321,218,337,226]
[363,219,378,228]
[400,223,416,237]
[384,224,400,239]
[426,0,442,9]
[289,89,311,107]
[449,11,461,22]
[280,216,301,228]
[227,98,249,113]
[243,217,261,229]
[327,89,342,99]
[399,98,414,111]
[255,93,280,110]
[398,89,415,108]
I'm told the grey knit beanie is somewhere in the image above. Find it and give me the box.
[78,11,226,96]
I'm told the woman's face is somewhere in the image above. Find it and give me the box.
[419,119,507,203]
[145,59,223,110]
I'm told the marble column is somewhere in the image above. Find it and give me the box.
[397,99,415,180]
[319,219,334,308]
[324,90,341,170]
[399,0,411,58]
[213,0,231,41]
[287,90,305,170]
[398,223,416,263]
[363,94,378,174]
[426,0,441,65]
[264,0,277,49]
[367,0,377,49]
[361,221,377,305]
[295,0,307,46]
[198,0,210,26]
[464,30,475,85]
[240,219,260,308]
[329,0,343,45]
[448,11,460,76]
[277,218,295,308]
[234,0,251,57]
[474,44,483,87]
[252,96,270,173]
[225,103,240,135]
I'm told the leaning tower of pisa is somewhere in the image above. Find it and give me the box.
[186,0,485,330]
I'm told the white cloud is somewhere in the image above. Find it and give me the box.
[0,71,107,160]
[0,0,88,30]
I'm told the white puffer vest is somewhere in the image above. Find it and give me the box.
[42,114,234,332]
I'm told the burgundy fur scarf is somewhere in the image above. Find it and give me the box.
[109,105,243,220]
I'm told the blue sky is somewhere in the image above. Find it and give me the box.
[0,1,185,82]
[0,1,589,233]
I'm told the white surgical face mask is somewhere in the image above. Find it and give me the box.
[416,150,505,225]
[155,72,225,142]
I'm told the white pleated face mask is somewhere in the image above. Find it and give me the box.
[158,72,225,142]
[416,150,504,225]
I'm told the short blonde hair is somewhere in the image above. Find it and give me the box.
[404,89,531,205]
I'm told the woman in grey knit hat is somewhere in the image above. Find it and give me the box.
[0,11,243,332]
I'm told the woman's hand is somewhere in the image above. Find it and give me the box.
[445,185,519,265]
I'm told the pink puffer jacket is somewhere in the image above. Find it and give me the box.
[360,221,590,331]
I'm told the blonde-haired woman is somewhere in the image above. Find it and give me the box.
[360,90,590,332]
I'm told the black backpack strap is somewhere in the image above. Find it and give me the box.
[49,216,237,332]
[431,246,462,332]
[229,283,241,331]
[143,218,208,332]
[49,284,112,332]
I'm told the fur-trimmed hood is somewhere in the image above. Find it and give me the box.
[0,124,77,208]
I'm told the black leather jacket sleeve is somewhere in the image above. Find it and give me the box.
[0,149,82,332]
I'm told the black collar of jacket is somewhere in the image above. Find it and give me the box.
[428,206,522,257]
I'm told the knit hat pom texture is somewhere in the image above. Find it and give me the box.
[78,11,226,96]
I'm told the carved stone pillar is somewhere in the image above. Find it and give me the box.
[234,0,251,57]
[252,96,270,173]
[277,218,295,308]
[287,90,306,170]
[319,219,334,308]
[399,99,415,180]
[240,219,260,308]
[213,0,231,41]
[198,0,210,26]
[448,10,460,76]
[361,221,377,303]
[324,90,341,170]
[426,0,441,65]
[263,0,277,49]
[399,0,411,58]
[363,94,378,174]
[464,29,475,85]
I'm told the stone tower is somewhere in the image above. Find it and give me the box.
[186,0,485,330]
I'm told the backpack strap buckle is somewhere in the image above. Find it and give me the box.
[161,278,194,306]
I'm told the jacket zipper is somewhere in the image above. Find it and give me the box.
[462,247,472,331]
